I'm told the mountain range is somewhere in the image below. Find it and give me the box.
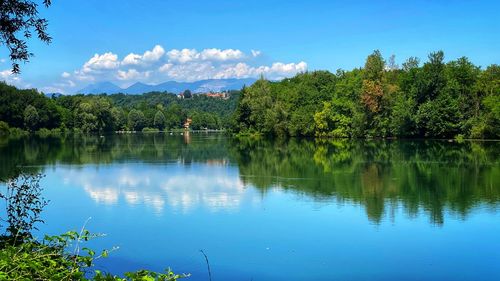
[77,78,257,95]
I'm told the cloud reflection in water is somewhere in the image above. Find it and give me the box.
[62,163,250,215]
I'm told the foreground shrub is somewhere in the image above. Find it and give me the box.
[0,230,187,280]
[8,127,28,137]
[0,121,9,136]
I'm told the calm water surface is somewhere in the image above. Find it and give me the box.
[1,133,499,280]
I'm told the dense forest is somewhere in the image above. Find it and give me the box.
[233,51,500,139]
[1,50,499,139]
[0,85,239,134]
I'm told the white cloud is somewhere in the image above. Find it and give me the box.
[116,69,151,81]
[158,63,173,72]
[55,80,76,88]
[163,62,216,81]
[83,52,120,72]
[0,69,13,79]
[0,58,6,63]
[212,61,308,80]
[251,50,261,57]
[122,53,141,65]
[143,45,165,61]
[72,69,95,81]
[167,48,199,64]
[200,48,244,61]
[53,45,308,93]
[39,86,65,94]
[122,45,165,66]
[167,48,245,64]
[0,69,25,87]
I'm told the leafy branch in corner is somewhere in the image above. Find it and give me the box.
[0,0,52,74]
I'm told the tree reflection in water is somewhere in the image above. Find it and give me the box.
[1,133,499,224]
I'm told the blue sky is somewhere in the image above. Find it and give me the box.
[0,0,499,93]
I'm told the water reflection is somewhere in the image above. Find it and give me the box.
[230,138,500,224]
[1,134,499,224]
[59,164,247,214]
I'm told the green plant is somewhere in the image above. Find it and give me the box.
[0,174,48,239]
[0,121,9,136]
[0,230,188,280]
[35,127,52,137]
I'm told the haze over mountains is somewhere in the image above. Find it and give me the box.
[77,78,257,95]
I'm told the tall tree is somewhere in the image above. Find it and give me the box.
[183,89,192,99]
[128,109,145,131]
[153,110,166,130]
[23,104,39,131]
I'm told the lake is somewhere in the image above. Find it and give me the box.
[1,133,499,280]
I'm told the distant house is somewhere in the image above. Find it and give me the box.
[205,92,229,99]
[177,93,184,99]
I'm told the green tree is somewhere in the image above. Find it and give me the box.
[23,105,39,131]
[111,107,126,131]
[76,102,97,133]
[0,121,10,135]
[360,50,394,137]
[128,109,145,131]
[164,103,183,129]
[418,50,446,103]
[153,110,166,130]
[183,89,192,99]
[415,91,460,138]
[92,98,114,132]
[364,50,385,81]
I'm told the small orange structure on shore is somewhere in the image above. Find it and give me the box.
[183,118,192,129]
[205,92,228,99]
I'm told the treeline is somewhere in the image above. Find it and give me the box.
[0,83,239,134]
[233,51,500,139]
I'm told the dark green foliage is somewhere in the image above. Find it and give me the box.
[23,105,39,131]
[154,110,167,130]
[0,85,238,133]
[0,121,9,135]
[0,82,61,129]
[233,51,500,139]
[127,109,145,131]
[183,89,192,99]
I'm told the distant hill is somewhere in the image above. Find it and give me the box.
[77,78,257,95]
[44,93,63,98]
[78,81,123,94]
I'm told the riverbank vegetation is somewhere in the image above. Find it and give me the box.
[0,83,238,134]
[1,51,498,139]
[232,51,499,139]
